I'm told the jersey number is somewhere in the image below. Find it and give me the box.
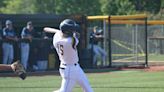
[57,44,64,56]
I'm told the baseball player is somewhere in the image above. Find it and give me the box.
[2,20,18,64]
[21,21,34,70]
[90,26,107,67]
[44,19,93,92]
[0,61,26,80]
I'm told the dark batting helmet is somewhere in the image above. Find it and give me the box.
[59,19,80,35]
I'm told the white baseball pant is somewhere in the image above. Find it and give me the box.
[53,63,93,92]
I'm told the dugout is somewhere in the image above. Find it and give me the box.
[0,14,88,70]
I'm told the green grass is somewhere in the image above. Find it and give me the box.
[149,54,164,61]
[0,70,164,92]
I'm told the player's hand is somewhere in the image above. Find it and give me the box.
[11,61,27,80]
[27,36,32,42]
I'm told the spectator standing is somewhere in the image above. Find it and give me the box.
[89,26,107,67]
[36,37,49,71]
[2,20,18,64]
[21,21,34,70]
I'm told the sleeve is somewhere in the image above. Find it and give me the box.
[72,36,79,48]
[74,37,79,46]
[72,33,79,46]
[21,28,26,38]
[2,28,6,36]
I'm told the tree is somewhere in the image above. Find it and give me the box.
[0,0,57,14]
[0,0,162,16]
[0,0,6,8]
[130,0,161,14]
[100,0,136,15]
[32,0,56,14]
[161,0,164,8]
[55,0,102,15]
[0,0,101,15]
[0,0,35,14]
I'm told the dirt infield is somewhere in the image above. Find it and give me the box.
[119,65,164,72]
[145,66,164,72]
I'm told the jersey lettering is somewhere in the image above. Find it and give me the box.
[57,44,64,56]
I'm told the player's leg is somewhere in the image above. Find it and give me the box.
[58,78,76,92]
[8,45,14,64]
[53,78,76,92]
[54,67,76,92]
[93,45,101,66]
[37,60,47,70]
[24,44,30,69]
[2,43,10,64]
[97,46,107,66]
[0,64,12,71]
[77,66,93,92]
[21,43,29,69]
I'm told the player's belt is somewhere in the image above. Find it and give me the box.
[62,63,77,66]
[60,67,65,70]
[60,63,78,70]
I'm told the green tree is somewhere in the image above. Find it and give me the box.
[0,0,57,14]
[157,0,164,19]
[101,0,136,15]
[55,0,101,15]
[0,0,101,15]
[0,0,162,16]
[161,0,164,8]
[0,0,6,8]
[130,0,161,14]
[32,0,56,14]
[0,0,35,14]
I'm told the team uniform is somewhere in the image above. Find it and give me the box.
[90,31,107,67]
[2,26,16,64]
[21,27,33,69]
[52,19,93,92]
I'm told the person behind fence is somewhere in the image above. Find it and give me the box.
[36,33,49,71]
[21,21,34,70]
[89,26,107,67]
[2,20,18,64]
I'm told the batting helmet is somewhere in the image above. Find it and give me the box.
[59,19,80,34]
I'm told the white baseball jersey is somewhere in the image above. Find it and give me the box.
[53,31,79,64]
[52,31,93,92]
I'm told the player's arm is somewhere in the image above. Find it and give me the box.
[95,34,104,38]
[44,27,60,33]
[0,61,27,80]
[21,28,32,40]
[4,35,18,41]
[0,64,12,71]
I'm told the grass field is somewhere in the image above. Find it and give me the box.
[0,70,164,92]
[149,54,164,61]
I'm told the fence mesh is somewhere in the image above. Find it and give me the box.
[110,23,147,67]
